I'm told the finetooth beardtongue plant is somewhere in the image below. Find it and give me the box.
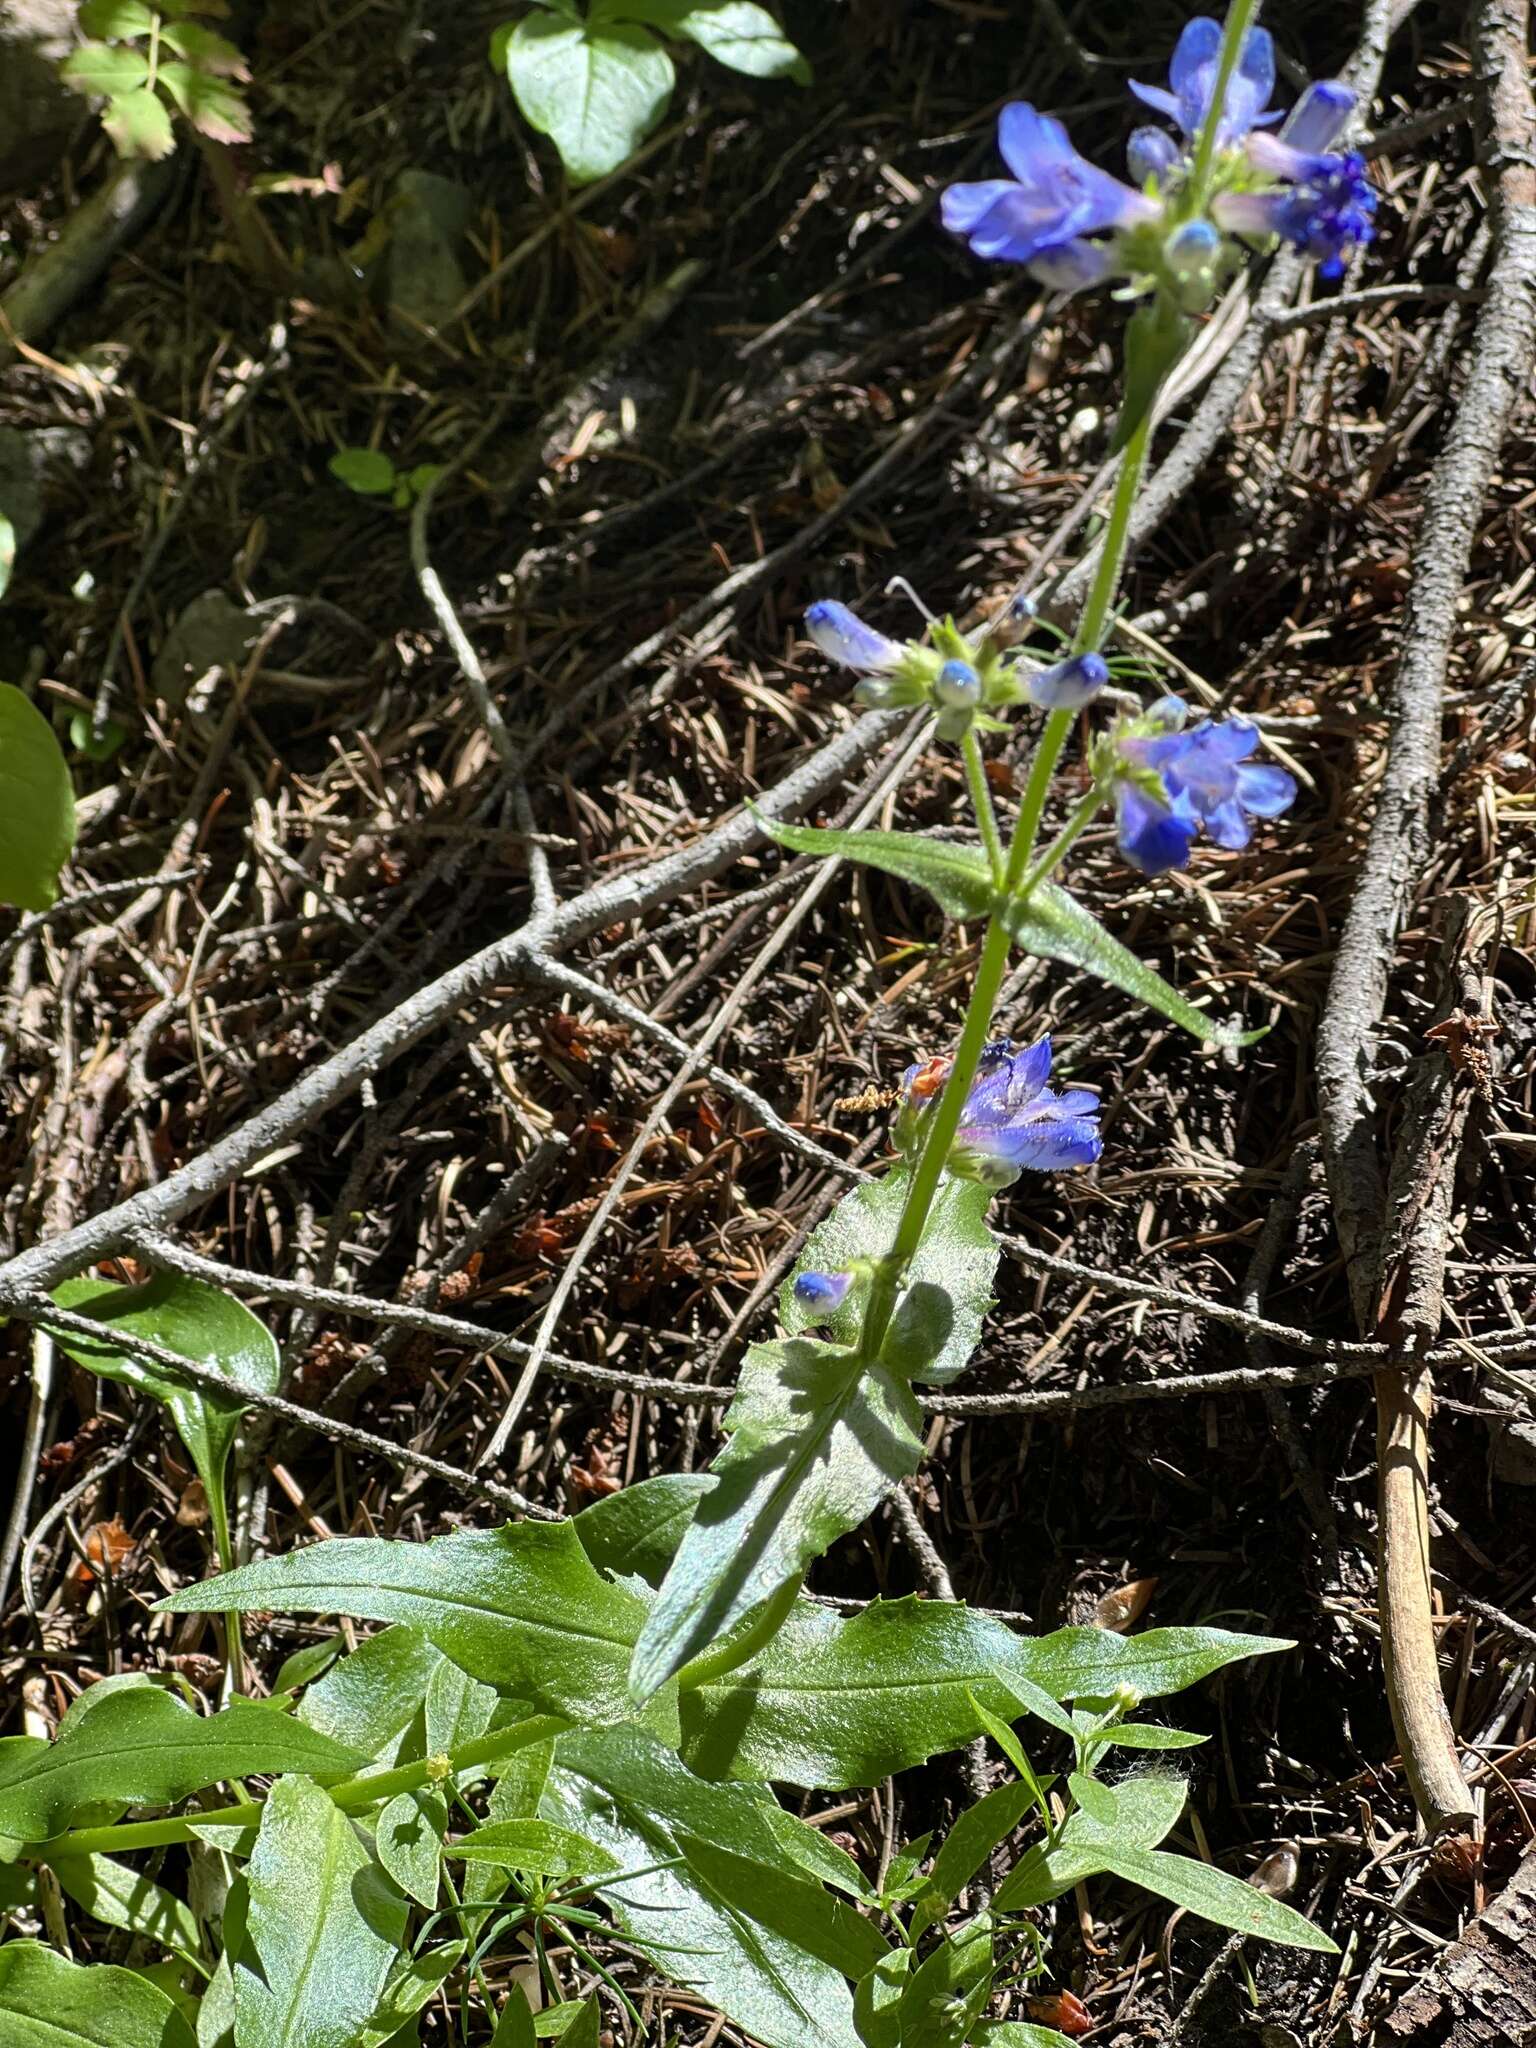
[0,9,1354,2042]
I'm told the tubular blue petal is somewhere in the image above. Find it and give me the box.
[1140,15,1275,143]
[1028,238,1118,293]
[1203,797,1254,850]
[1012,1035,1053,1095]
[1128,80,1183,124]
[805,600,902,674]
[941,178,1027,236]
[1168,15,1224,131]
[1214,189,1292,240]
[1235,761,1298,816]
[997,103,1079,181]
[1283,79,1355,154]
[1116,781,1197,876]
[1227,25,1277,138]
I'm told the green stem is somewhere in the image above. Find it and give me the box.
[1186,0,1262,207]
[962,729,1005,885]
[205,1476,245,1698]
[675,1571,804,1692]
[1072,401,1155,660]
[29,1712,570,1862]
[1013,784,1109,904]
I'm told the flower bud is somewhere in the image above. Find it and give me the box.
[793,1270,852,1313]
[1165,217,1221,284]
[1025,650,1109,710]
[805,600,902,675]
[933,658,981,710]
[1128,125,1181,184]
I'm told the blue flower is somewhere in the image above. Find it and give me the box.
[1025,650,1109,711]
[1128,125,1182,185]
[1114,696,1297,874]
[793,1270,853,1312]
[943,104,1157,291]
[903,1037,1102,1184]
[1131,15,1277,146]
[1219,138,1375,280]
[805,600,902,674]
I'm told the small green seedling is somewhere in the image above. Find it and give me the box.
[328,448,444,510]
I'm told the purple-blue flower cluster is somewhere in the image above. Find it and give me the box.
[943,14,1375,292]
[902,1036,1102,1185]
[1111,696,1297,876]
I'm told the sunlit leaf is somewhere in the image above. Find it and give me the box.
[505,16,674,183]
[0,1940,197,2047]
[102,87,177,160]
[0,683,76,913]
[611,0,811,80]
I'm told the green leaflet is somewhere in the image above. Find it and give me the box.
[0,1686,363,1841]
[629,1338,924,1700]
[1084,1842,1338,1951]
[781,1167,998,1386]
[541,1724,883,2048]
[0,683,76,913]
[504,16,674,183]
[374,1788,445,1908]
[995,1771,1189,1909]
[1004,881,1259,1046]
[234,1774,408,2048]
[912,1781,1032,1938]
[977,2028,1077,2048]
[54,1852,206,1970]
[161,1520,674,1741]
[48,1273,281,1564]
[0,1940,197,2047]
[756,816,993,920]
[445,1817,618,1880]
[354,1945,465,2048]
[297,1623,445,1763]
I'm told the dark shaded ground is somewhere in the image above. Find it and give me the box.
[3,0,1534,2040]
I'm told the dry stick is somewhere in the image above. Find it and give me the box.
[479,717,938,1468]
[1315,0,1536,1834]
[0,156,175,368]
[10,1294,551,1518]
[0,703,906,1306]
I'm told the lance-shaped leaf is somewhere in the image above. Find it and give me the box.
[996,1771,1189,1909]
[780,1166,998,1385]
[297,1622,445,1763]
[0,1685,363,1841]
[234,1773,408,2048]
[48,1272,280,1565]
[629,1338,923,1701]
[0,683,76,913]
[0,1940,198,2048]
[541,1724,882,2048]
[757,815,993,920]
[445,1817,618,1880]
[680,1601,1286,1788]
[160,1520,669,1737]
[1003,881,1258,1046]
[355,1945,465,2048]
[1086,1841,1337,1950]
[54,1852,206,1970]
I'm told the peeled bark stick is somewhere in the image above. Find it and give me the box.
[0,157,174,365]
[1315,0,1536,1835]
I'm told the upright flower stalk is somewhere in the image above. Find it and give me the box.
[632,1,1371,1705]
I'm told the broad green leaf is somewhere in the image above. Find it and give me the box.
[79,0,159,32]
[160,1520,667,1737]
[445,1817,618,1880]
[995,1772,1188,1911]
[978,2028,1076,2048]
[55,1852,206,1969]
[0,1940,197,2047]
[853,1950,909,2048]
[681,1602,1277,1789]
[783,1167,997,1386]
[375,1787,445,1907]
[573,1472,713,1586]
[355,1944,465,2048]
[541,1725,880,2048]
[158,21,248,73]
[103,87,178,159]
[0,1685,362,1841]
[297,1623,443,1763]
[506,16,674,184]
[60,41,151,95]
[69,710,129,763]
[0,683,76,912]
[913,1780,1031,1937]
[606,0,810,79]
[49,1272,280,1552]
[1094,1843,1337,1951]
[631,1338,923,1700]
[0,514,13,602]
[758,817,993,921]
[545,1998,601,2047]
[235,1773,408,2048]
[1004,881,1258,1046]
[157,64,252,143]
[328,448,396,495]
